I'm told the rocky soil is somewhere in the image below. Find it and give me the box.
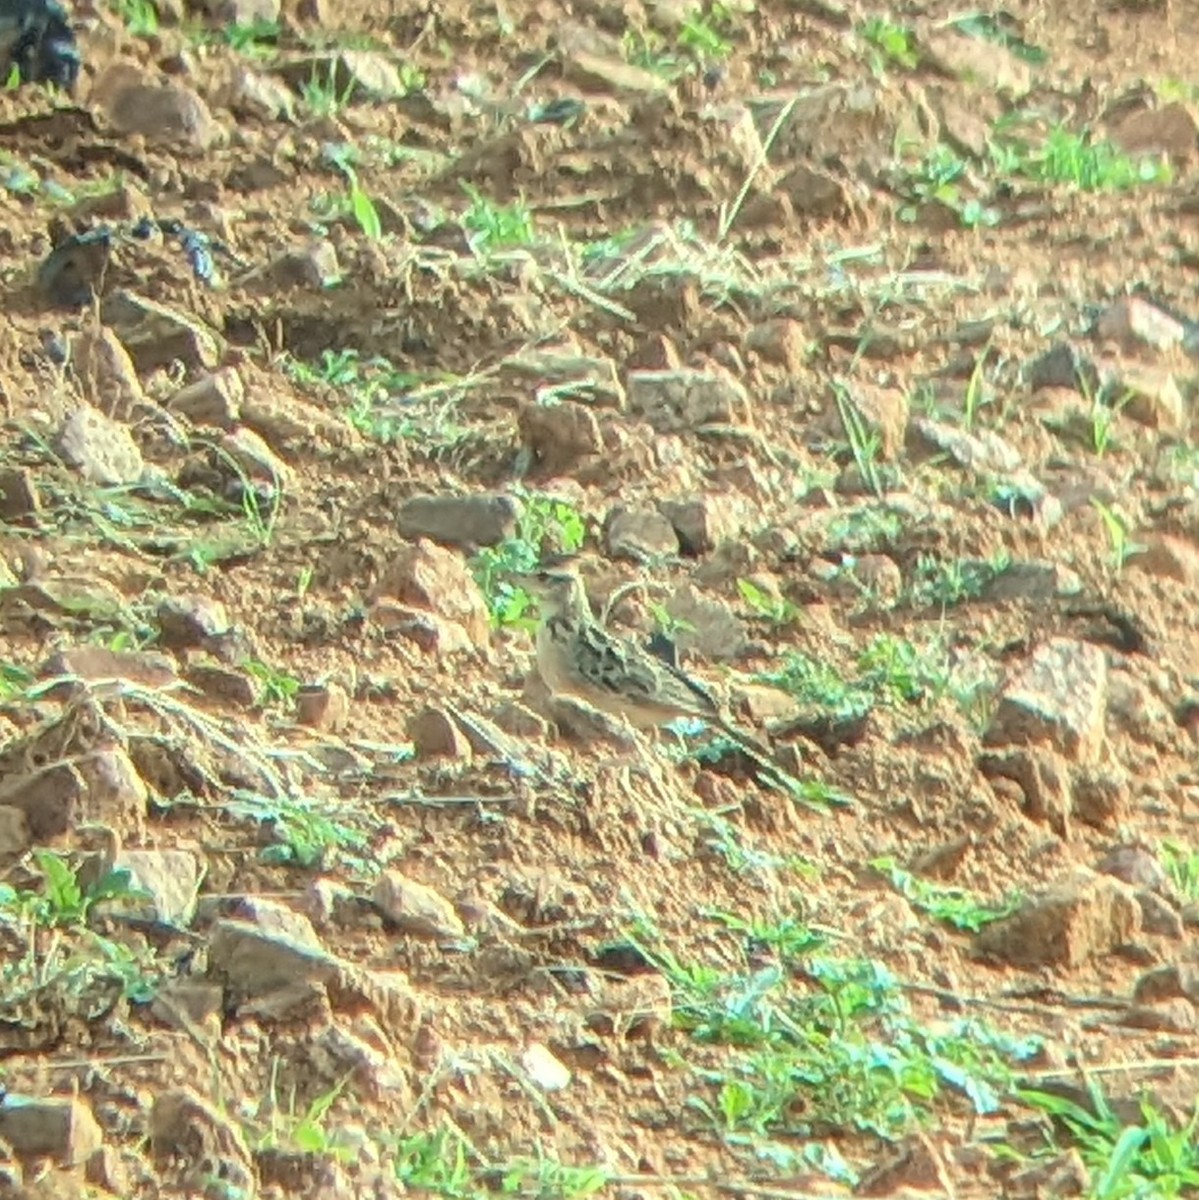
[1,0,1199,1196]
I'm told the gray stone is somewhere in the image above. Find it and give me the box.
[397,493,521,548]
[55,404,143,486]
[626,369,748,432]
[984,638,1107,763]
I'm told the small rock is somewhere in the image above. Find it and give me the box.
[1133,962,1199,1004]
[1071,766,1129,828]
[0,467,39,522]
[907,417,1021,473]
[975,871,1140,967]
[978,746,1072,838]
[0,763,82,840]
[218,427,291,486]
[76,748,149,833]
[665,584,748,661]
[982,560,1082,601]
[984,638,1108,763]
[503,348,625,409]
[1119,998,1197,1032]
[518,401,603,475]
[626,368,749,432]
[42,645,177,690]
[1109,101,1197,162]
[841,383,909,460]
[378,540,491,649]
[373,871,466,940]
[1096,296,1188,352]
[370,603,475,656]
[1118,366,1185,430]
[101,290,224,373]
[0,806,30,857]
[1027,342,1101,393]
[208,916,339,998]
[658,494,742,556]
[194,0,280,26]
[1128,534,1199,584]
[746,318,808,373]
[521,1043,572,1091]
[166,369,244,427]
[0,1096,103,1166]
[295,683,349,732]
[491,700,550,739]
[603,505,679,562]
[111,848,203,926]
[268,241,341,289]
[222,64,295,120]
[150,980,224,1033]
[1136,889,1184,939]
[563,48,670,94]
[1097,844,1172,894]
[98,75,219,151]
[54,404,143,486]
[155,593,230,648]
[71,325,145,420]
[277,51,409,100]
[406,705,472,761]
[149,1089,253,1192]
[396,493,521,549]
[186,662,257,708]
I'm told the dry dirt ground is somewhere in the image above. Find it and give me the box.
[3,0,1199,1196]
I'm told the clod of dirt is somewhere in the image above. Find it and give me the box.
[95,73,219,151]
[396,491,522,549]
[37,228,112,310]
[984,638,1108,762]
[0,1094,102,1166]
[627,367,749,431]
[518,399,604,476]
[165,368,244,427]
[373,870,467,940]
[70,325,145,421]
[974,871,1140,967]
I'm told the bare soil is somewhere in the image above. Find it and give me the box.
[1,0,1199,1196]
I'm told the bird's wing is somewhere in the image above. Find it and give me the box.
[571,621,719,719]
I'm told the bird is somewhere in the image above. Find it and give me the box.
[518,566,806,796]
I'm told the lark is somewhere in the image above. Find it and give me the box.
[520,567,801,794]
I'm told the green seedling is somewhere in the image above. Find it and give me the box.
[1092,501,1144,574]
[1017,1085,1199,1199]
[243,659,302,709]
[871,856,1022,932]
[461,183,536,252]
[737,577,800,626]
[112,0,158,36]
[301,60,358,117]
[1159,840,1199,901]
[860,17,919,70]
[225,790,371,869]
[471,494,586,626]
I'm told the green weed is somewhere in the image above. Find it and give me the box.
[1092,501,1144,575]
[1017,1085,1199,1198]
[225,790,372,869]
[737,577,800,626]
[871,856,1022,932]
[111,0,158,36]
[301,60,358,117]
[242,659,302,710]
[461,183,536,252]
[1159,841,1199,901]
[470,494,587,626]
[860,17,919,70]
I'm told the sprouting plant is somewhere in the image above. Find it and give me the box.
[860,17,919,70]
[737,578,800,626]
[470,494,587,625]
[461,183,535,252]
[243,659,302,709]
[1092,501,1144,574]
